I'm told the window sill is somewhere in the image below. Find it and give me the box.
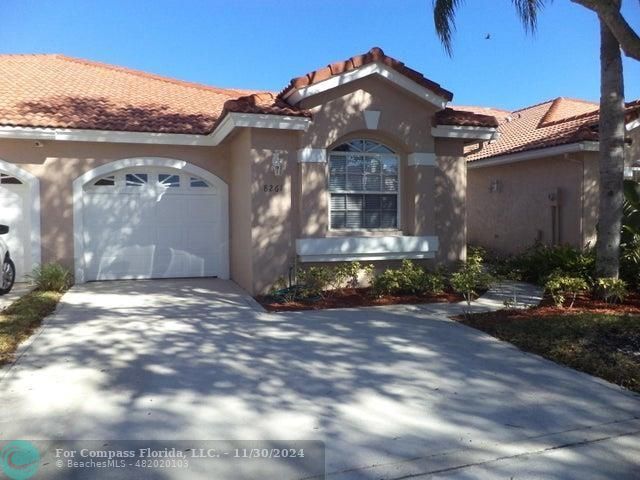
[326,229,404,237]
[296,235,439,262]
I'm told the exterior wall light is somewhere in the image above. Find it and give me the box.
[272,151,285,176]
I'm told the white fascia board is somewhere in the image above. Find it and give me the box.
[297,148,327,163]
[0,125,210,145]
[432,125,498,140]
[408,152,436,166]
[283,62,448,110]
[0,113,311,146]
[627,118,640,131]
[467,142,600,169]
[296,235,439,262]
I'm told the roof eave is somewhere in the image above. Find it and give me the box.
[282,61,450,110]
[0,112,312,146]
[467,141,599,169]
[432,125,499,141]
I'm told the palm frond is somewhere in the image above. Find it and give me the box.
[433,0,465,56]
[512,0,547,33]
[433,0,550,55]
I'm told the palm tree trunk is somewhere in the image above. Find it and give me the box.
[595,12,625,279]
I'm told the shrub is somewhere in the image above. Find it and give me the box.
[296,266,332,298]
[371,260,445,297]
[544,273,589,308]
[450,260,493,307]
[423,270,446,294]
[330,261,374,290]
[371,268,402,296]
[595,278,628,304]
[507,244,595,285]
[620,235,640,289]
[30,263,72,292]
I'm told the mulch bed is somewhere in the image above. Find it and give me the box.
[256,287,463,312]
[534,291,640,316]
[455,291,640,393]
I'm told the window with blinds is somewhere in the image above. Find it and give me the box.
[328,140,399,229]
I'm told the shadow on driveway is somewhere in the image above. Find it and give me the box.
[0,278,638,479]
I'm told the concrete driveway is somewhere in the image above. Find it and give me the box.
[0,279,639,479]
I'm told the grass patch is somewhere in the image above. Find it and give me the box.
[0,291,63,365]
[458,312,640,393]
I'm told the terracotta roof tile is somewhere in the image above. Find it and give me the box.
[434,108,499,128]
[0,54,274,135]
[464,98,640,162]
[538,97,598,126]
[278,47,454,102]
[222,92,311,118]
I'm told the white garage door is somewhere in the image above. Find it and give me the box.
[82,168,227,281]
[0,173,31,282]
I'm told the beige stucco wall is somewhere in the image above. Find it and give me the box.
[435,139,467,264]
[0,139,230,272]
[248,129,299,294]
[467,152,598,254]
[228,129,253,291]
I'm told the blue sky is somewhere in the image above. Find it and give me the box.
[1,0,638,110]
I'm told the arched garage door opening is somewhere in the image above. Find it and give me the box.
[0,160,41,282]
[73,158,229,283]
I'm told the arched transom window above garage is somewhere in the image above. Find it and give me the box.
[0,173,23,185]
[329,140,399,230]
[85,168,215,193]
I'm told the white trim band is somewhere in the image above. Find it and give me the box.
[432,125,498,140]
[0,113,311,146]
[408,152,437,167]
[297,148,327,163]
[283,62,449,109]
[296,235,439,262]
[467,141,599,169]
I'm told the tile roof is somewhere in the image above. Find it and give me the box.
[463,97,640,162]
[434,108,499,128]
[222,92,310,118]
[278,47,454,102]
[0,54,284,135]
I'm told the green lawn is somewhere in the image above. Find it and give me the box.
[458,311,640,394]
[0,291,63,365]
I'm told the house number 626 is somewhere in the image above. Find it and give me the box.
[263,184,282,193]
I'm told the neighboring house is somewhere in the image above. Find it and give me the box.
[464,98,640,254]
[0,48,498,294]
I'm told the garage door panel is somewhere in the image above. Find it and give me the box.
[0,184,30,281]
[82,168,227,281]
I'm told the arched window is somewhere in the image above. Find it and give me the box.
[328,140,399,229]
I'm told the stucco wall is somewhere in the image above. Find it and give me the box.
[299,76,437,152]
[0,139,228,272]
[228,129,253,292]
[248,129,299,294]
[435,139,466,264]
[467,152,594,254]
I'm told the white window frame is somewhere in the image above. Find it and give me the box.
[85,169,215,195]
[327,141,401,232]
